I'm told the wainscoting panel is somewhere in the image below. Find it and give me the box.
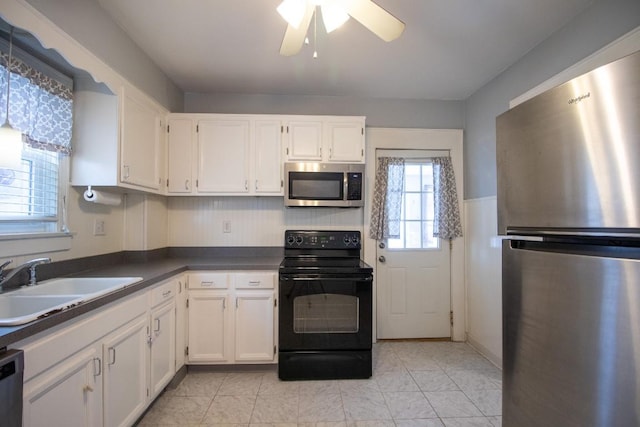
[167,196,364,247]
[464,196,502,367]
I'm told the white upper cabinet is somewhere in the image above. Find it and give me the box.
[166,114,284,196]
[285,120,323,161]
[324,118,365,162]
[71,82,168,194]
[120,86,164,190]
[253,119,284,194]
[284,116,365,163]
[197,118,251,193]
[167,117,195,194]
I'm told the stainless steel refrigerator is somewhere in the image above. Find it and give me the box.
[497,49,640,426]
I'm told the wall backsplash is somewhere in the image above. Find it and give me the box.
[167,196,365,247]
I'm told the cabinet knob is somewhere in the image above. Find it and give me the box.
[185,179,190,190]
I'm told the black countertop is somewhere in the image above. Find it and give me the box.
[0,251,283,349]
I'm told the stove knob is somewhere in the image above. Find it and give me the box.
[351,235,359,245]
[343,235,351,245]
[286,235,295,245]
[295,236,304,245]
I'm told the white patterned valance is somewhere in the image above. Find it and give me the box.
[0,50,73,155]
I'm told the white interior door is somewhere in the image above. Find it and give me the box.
[376,158,451,339]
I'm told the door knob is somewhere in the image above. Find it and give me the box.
[379,242,386,249]
[378,256,386,263]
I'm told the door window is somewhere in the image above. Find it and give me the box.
[388,162,439,249]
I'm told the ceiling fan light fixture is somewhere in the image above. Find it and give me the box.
[321,2,350,33]
[277,0,307,29]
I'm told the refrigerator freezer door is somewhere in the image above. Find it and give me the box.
[497,50,640,234]
[503,240,640,427]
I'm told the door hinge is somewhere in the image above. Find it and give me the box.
[186,299,189,308]
[185,346,189,356]
[274,298,277,307]
[286,147,289,155]
[281,125,283,133]
[450,311,454,327]
[196,124,199,133]
[166,178,169,187]
[273,345,276,356]
[361,127,364,135]
[167,124,170,133]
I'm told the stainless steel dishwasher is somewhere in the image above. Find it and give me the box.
[0,349,24,427]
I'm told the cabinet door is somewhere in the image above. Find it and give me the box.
[175,277,187,370]
[254,119,283,194]
[167,117,194,193]
[234,291,275,362]
[150,300,176,398]
[197,119,250,193]
[187,291,230,363]
[325,119,365,162]
[286,120,322,161]
[103,315,149,427]
[23,347,102,427]
[120,88,162,190]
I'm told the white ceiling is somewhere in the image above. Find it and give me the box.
[96,0,595,101]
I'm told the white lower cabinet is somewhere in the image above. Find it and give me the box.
[18,277,178,427]
[234,291,275,362]
[187,290,231,363]
[187,271,277,365]
[102,315,149,427]
[23,346,102,427]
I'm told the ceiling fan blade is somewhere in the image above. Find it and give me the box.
[279,2,315,56]
[347,0,405,42]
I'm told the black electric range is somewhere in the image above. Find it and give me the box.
[278,230,373,381]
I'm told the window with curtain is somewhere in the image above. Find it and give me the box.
[0,37,73,235]
[370,155,462,245]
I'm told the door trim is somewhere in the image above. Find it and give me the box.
[363,128,465,342]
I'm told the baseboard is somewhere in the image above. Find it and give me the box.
[467,334,502,369]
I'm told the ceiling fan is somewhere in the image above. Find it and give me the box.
[277,0,405,56]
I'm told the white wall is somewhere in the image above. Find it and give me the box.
[464,196,502,366]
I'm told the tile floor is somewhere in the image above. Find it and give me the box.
[138,341,502,426]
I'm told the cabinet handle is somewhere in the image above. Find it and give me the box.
[108,347,116,366]
[93,357,101,377]
[162,290,172,298]
[83,385,94,393]
[179,281,182,293]
[201,281,214,287]
[185,179,190,190]
[245,180,248,191]
[235,297,238,309]
[248,280,261,286]
[154,318,161,333]
[255,180,258,190]
[222,298,226,310]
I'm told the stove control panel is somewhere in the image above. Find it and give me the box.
[285,230,361,249]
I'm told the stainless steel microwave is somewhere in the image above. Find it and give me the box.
[284,162,365,207]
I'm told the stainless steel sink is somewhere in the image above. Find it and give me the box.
[0,277,143,326]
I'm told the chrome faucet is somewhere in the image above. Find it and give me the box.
[0,257,51,289]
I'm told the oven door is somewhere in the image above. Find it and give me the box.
[279,274,372,351]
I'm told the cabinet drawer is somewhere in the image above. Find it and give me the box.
[151,280,177,307]
[189,272,229,289]
[233,272,276,290]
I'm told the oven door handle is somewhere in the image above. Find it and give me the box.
[280,276,372,282]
